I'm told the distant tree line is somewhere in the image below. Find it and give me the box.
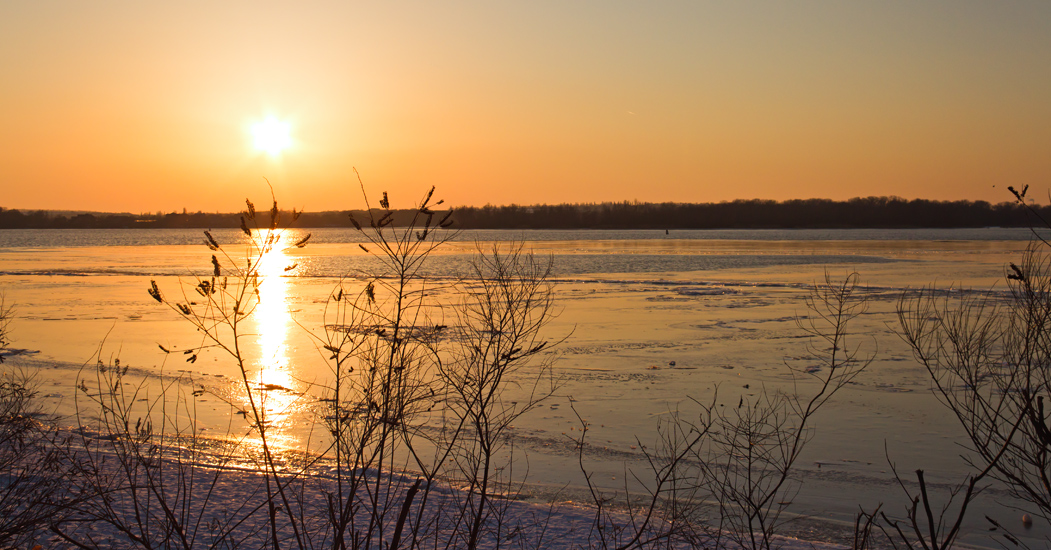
[0,196,1045,229]
[453,197,1047,229]
[0,208,430,229]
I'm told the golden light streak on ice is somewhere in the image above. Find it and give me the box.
[244,235,305,452]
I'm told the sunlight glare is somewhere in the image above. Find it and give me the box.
[251,116,292,156]
[247,238,303,450]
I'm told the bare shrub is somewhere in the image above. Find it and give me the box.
[0,297,75,548]
[893,245,1051,547]
[577,271,873,550]
[884,186,1051,548]
[313,181,465,549]
[317,178,560,549]
[442,243,561,549]
[54,354,265,549]
[0,367,72,549]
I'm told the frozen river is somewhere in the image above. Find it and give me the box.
[0,226,1042,547]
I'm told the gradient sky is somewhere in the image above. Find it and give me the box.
[3,2,1051,212]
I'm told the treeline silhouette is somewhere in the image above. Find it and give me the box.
[452,197,1045,229]
[0,208,430,229]
[0,197,1044,229]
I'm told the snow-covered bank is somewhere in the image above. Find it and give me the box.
[29,430,857,550]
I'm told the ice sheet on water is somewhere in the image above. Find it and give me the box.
[547,253,899,276]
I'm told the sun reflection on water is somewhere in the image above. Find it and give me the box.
[243,235,307,453]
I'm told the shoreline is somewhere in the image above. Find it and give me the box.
[31,420,868,550]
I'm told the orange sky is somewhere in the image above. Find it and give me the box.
[3,2,1051,212]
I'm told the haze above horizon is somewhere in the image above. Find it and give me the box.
[2,2,1050,212]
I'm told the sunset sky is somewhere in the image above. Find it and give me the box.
[3,2,1051,212]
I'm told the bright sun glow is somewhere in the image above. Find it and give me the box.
[250,116,292,156]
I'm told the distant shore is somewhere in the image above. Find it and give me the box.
[1,196,1045,230]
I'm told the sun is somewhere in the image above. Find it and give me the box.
[251,116,292,156]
